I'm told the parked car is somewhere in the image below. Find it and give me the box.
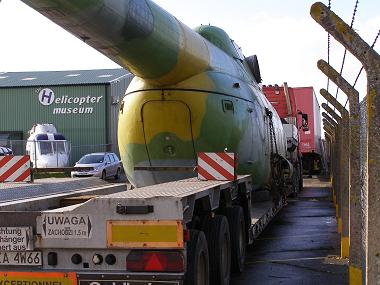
[71,152,121,180]
[0,147,13,156]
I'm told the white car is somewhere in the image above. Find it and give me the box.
[71,152,121,180]
[0,147,13,156]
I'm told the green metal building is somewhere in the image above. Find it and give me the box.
[0,68,132,162]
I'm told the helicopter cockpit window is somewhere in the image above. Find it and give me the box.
[53,141,67,153]
[35,134,52,155]
[39,141,53,155]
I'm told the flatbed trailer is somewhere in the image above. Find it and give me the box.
[0,175,284,285]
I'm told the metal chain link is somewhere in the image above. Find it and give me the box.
[332,0,359,112]
[266,108,278,155]
[343,29,380,107]
[326,0,332,101]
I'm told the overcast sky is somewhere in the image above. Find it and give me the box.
[0,0,379,108]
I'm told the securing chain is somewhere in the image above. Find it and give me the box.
[265,108,278,155]
[265,107,284,199]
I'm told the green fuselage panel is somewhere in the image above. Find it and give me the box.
[118,72,272,188]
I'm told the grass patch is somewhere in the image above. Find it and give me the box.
[33,172,71,179]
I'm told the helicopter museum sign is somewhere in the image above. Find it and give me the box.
[38,88,103,115]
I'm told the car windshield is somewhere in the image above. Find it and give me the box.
[78,154,104,164]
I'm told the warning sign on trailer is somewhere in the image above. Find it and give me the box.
[41,214,92,239]
[0,227,33,251]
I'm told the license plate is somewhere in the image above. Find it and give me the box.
[0,251,42,266]
[0,272,76,285]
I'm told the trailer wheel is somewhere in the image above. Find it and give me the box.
[299,175,303,192]
[290,170,299,197]
[202,215,231,285]
[298,159,304,191]
[224,206,246,273]
[114,168,121,180]
[185,230,209,285]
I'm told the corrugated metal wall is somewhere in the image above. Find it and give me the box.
[108,74,134,156]
[0,85,106,145]
[0,75,133,162]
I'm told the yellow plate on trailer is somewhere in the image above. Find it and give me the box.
[107,220,183,249]
[0,272,76,285]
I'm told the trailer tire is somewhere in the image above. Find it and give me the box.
[290,170,299,197]
[298,161,304,192]
[185,230,209,285]
[202,215,231,285]
[114,168,120,180]
[224,206,246,273]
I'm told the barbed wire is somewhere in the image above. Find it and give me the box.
[343,29,380,108]
[332,0,359,112]
[326,0,331,99]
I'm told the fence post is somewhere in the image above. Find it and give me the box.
[318,58,363,282]
[311,3,380,283]
[322,113,339,128]
[324,130,334,179]
[322,104,342,217]
[322,103,342,123]
[322,118,336,131]
[320,88,350,258]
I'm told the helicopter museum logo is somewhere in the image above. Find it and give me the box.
[38,88,103,115]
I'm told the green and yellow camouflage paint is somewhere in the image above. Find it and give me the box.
[21,0,287,188]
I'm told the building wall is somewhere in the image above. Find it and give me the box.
[0,84,107,163]
[0,84,107,144]
[107,74,134,155]
[0,73,133,162]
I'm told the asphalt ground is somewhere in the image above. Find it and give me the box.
[0,172,129,202]
[231,177,348,285]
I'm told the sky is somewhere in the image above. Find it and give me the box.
[0,0,379,111]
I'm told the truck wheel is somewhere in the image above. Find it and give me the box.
[202,215,231,285]
[224,206,246,273]
[185,230,209,285]
[114,168,120,180]
[299,167,303,192]
[290,171,299,197]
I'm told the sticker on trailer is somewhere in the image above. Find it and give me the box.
[41,214,92,239]
[197,152,237,181]
[107,220,184,249]
[0,155,31,182]
[0,272,76,285]
[0,227,34,251]
[0,251,42,266]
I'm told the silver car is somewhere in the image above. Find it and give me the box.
[71,152,121,180]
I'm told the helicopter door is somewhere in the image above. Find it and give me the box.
[142,100,197,167]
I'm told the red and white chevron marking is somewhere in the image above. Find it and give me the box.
[197,152,236,181]
[0,155,31,182]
